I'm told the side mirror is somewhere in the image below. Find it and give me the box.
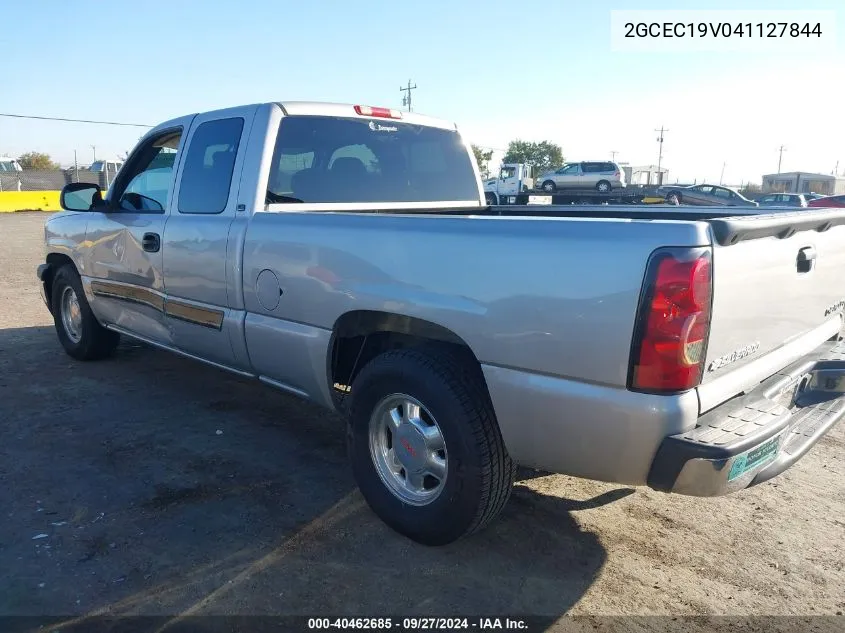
[60,182,104,211]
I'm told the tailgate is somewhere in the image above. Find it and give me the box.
[699,210,845,411]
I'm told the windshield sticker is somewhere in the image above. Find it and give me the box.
[368,121,397,133]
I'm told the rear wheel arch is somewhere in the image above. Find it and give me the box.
[327,310,490,410]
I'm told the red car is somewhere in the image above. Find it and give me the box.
[808,194,845,208]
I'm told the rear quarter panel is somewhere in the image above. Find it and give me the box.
[241,211,712,389]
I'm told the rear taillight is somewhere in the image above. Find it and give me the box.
[629,248,713,393]
[354,105,402,119]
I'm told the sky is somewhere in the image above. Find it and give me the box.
[2,0,843,185]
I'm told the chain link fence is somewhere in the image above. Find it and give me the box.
[0,169,117,192]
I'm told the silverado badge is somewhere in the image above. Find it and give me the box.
[824,299,845,317]
[707,342,761,372]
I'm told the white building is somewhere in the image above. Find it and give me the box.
[761,172,845,196]
[620,163,669,186]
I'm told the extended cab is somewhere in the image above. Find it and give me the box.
[39,101,845,545]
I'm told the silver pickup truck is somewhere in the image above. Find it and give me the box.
[38,101,845,545]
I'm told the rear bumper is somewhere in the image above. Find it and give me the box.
[648,338,845,496]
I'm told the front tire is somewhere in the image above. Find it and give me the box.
[666,191,681,205]
[348,348,516,545]
[51,265,119,360]
[541,180,556,192]
[485,192,498,205]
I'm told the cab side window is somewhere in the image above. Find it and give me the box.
[178,118,245,214]
[114,129,183,213]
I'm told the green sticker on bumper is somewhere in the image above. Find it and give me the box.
[728,435,780,482]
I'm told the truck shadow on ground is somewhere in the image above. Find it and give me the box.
[0,326,620,621]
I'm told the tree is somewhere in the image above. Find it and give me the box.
[471,144,494,178]
[502,140,564,177]
[17,151,60,170]
[739,182,761,198]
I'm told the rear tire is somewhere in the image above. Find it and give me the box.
[485,192,498,205]
[596,180,611,193]
[541,180,556,192]
[347,348,516,546]
[51,264,119,361]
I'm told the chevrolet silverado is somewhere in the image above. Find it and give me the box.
[38,101,845,545]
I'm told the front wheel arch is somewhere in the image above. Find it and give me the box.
[43,253,77,313]
[50,263,119,360]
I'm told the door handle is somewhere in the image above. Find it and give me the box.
[797,246,816,273]
[142,232,161,253]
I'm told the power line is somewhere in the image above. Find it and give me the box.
[0,113,153,127]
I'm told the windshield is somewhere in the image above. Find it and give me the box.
[266,115,479,204]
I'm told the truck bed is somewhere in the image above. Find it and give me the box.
[496,190,655,205]
[413,204,845,247]
[490,205,845,245]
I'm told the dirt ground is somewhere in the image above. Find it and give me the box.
[1,212,843,626]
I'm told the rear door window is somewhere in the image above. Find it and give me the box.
[266,115,479,204]
[178,117,244,214]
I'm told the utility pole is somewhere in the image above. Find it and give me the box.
[655,126,667,186]
[777,145,786,173]
[400,79,417,112]
[91,145,97,162]
[610,150,618,161]
[720,162,726,185]
[74,150,78,183]
[834,159,839,176]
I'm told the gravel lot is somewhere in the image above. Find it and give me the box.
[1,212,844,626]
